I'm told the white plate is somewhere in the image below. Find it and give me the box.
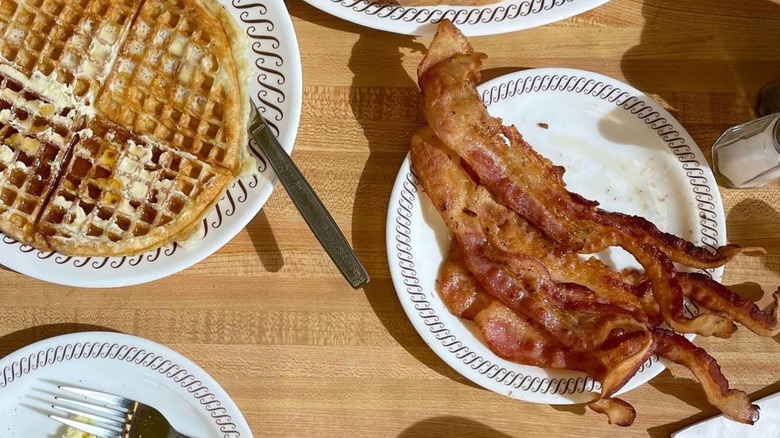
[0,0,302,288]
[386,67,727,404]
[301,0,610,36]
[0,331,252,437]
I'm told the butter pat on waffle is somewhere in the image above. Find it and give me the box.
[0,0,253,256]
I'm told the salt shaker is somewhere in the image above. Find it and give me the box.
[712,113,780,188]
[712,81,780,188]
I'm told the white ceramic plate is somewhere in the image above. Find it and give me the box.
[386,67,727,404]
[0,0,302,288]
[301,0,610,36]
[0,331,251,437]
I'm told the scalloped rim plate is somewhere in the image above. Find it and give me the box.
[0,0,302,288]
[0,331,252,437]
[386,67,726,404]
[301,0,610,36]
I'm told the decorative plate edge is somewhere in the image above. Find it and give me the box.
[1,341,242,436]
[331,0,577,24]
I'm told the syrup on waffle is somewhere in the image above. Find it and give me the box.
[0,0,252,256]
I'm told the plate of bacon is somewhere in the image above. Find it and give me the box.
[387,20,779,427]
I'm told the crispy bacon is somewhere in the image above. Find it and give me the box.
[413,19,774,426]
[417,31,741,269]
[440,243,762,426]
[653,328,759,424]
[442,253,652,421]
[447,171,780,337]
[417,21,741,336]
[680,273,780,337]
[439,242,493,319]
[474,302,653,399]
[587,398,637,427]
[418,22,740,266]
[412,128,650,352]
[582,211,742,270]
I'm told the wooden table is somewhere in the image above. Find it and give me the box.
[2,0,780,436]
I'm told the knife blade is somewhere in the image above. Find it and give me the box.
[248,100,369,289]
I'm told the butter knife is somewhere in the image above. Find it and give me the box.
[249,100,370,289]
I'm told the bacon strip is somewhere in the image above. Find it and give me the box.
[588,398,637,427]
[680,273,780,337]
[448,173,779,337]
[474,302,653,399]
[439,242,493,319]
[653,328,759,424]
[415,124,736,338]
[582,211,742,270]
[471,183,651,319]
[440,243,766,426]
[450,262,654,420]
[417,35,741,269]
[417,22,740,335]
[415,19,773,426]
[412,127,650,352]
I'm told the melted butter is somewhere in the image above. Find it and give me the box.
[68,206,88,231]
[129,180,149,199]
[117,156,136,173]
[39,104,55,116]
[118,141,152,174]
[154,178,174,191]
[127,140,152,161]
[100,148,118,167]
[106,177,124,191]
[177,221,206,249]
[139,168,155,181]
[0,144,14,163]
[52,195,73,209]
[98,25,119,44]
[107,222,123,236]
[102,192,121,207]
[8,133,40,155]
[0,65,75,111]
[238,154,260,177]
[81,59,100,79]
[170,35,187,56]
[38,127,64,146]
[90,40,111,60]
[118,199,135,214]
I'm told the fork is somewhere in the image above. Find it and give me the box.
[49,386,193,438]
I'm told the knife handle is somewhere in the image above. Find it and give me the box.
[251,122,370,289]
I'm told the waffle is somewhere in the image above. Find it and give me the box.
[0,0,252,256]
[97,0,249,172]
[38,119,231,255]
[0,71,74,245]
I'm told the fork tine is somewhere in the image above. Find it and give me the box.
[51,404,125,429]
[54,396,127,420]
[59,386,135,411]
[49,414,123,438]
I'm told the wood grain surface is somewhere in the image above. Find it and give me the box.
[2,0,780,436]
